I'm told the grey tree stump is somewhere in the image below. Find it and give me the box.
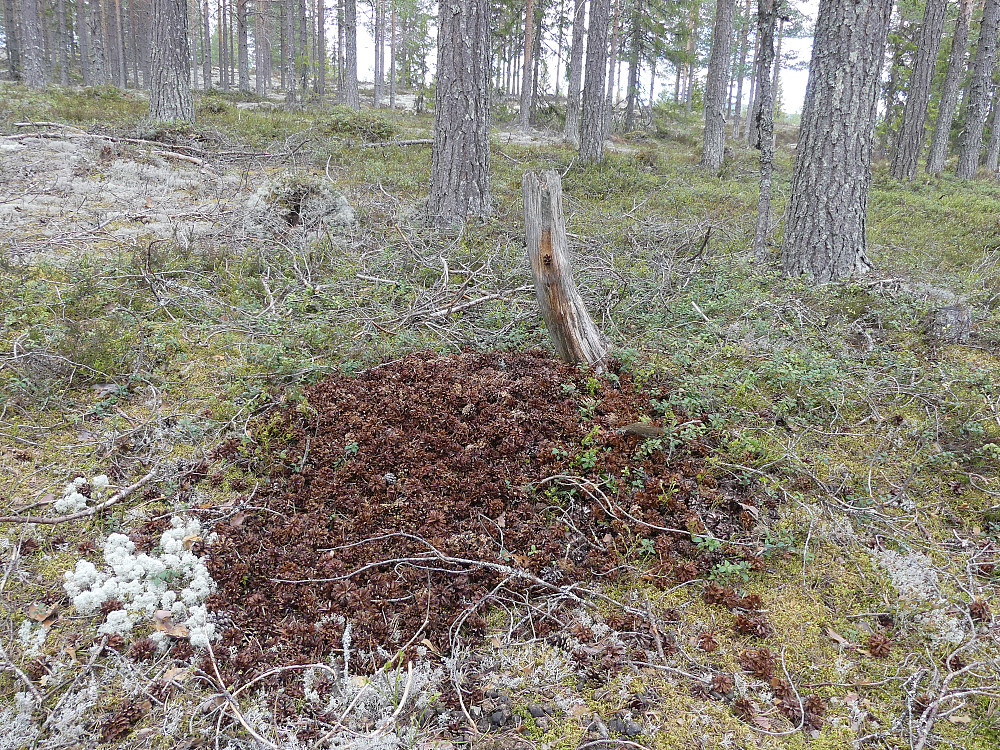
[522,170,608,370]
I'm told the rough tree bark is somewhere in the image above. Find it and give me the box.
[890,0,947,180]
[298,0,308,93]
[237,0,250,92]
[702,0,736,170]
[624,0,642,133]
[105,0,126,87]
[522,170,608,370]
[150,0,194,121]
[202,0,212,88]
[428,0,492,225]
[375,0,385,106]
[284,0,297,103]
[602,0,621,141]
[519,0,536,129]
[341,0,360,108]
[78,0,92,84]
[56,0,69,85]
[731,0,751,138]
[563,0,586,145]
[751,0,777,259]
[219,0,229,90]
[579,0,611,161]
[389,1,395,107]
[1,0,21,80]
[745,29,759,143]
[986,92,1000,173]
[684,1,700,112]
[256,2,267,94]
[956,0,1000,178]
[927,0,974,174]
[89,0,108,83]
[21,0,47,88]
[770,16,783,117]
[779,0,893,283]
[337,0,345,91]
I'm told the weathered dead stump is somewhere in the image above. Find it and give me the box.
[522,169,608,370]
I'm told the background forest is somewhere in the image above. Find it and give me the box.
[1,1,1000,750]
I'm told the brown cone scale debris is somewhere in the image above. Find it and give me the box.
[203,350,771,686]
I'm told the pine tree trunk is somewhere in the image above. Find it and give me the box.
[648,56,656,103]
[135,0,152,88]
[428,0,491,225]
[119,0,130,86]
[731,0,751,138]
[603,0,622,140]
[519,0,535,129]
[554,0,564,98]
[284,0,296,102]
[298,0,307,94]
[522,170,608,370]
[56,0,69,84]
[89,0,108,83]
[79,0,92,84]
[237,0,250,91]
[374,0,383,105]
[624,0,642,132]
[580,0,611,161]
[150,0,194,121]
[563,0,586,145]
[337,0,345,92]
[890,0,947,179]
[624,36,639,131]
[126,0,138,86]
[956,0,1000,178]
[986,91,1000,173]
[107,1,119,85]
[255,1,266,94]
[780,0,893,283]
[342,0,359,108]
[684,1,700,113]
[319,0,327,96]
[530,4,542,119]
[744,30,758,142]
[927,0,974,174]
[221,0,230,90]
[770,17,783,118]
[201,0,212,88]
[751,0,776,258]
[702,0,735,169]
[389,1,396,108]
[21,0,46,88]
[1,0,21,80]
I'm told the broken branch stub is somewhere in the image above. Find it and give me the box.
[522,169,608,370]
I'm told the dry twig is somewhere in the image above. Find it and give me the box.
[0,469,158,525]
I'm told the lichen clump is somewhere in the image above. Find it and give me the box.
[63,517,218,646]
[53,474,110,514]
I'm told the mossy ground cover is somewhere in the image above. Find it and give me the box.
[0,83,998,749]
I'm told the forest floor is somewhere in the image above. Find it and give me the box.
[1,83,999,750]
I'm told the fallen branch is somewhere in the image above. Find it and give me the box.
[411,285,533,322]
[12,120,87,133]
[0,636,43,704]
[0,469,158,525]
[40,636,108,723]
[361,138,433,148]
[7,126,208,156]
[203,639,281,750]
[152,150,212,169]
